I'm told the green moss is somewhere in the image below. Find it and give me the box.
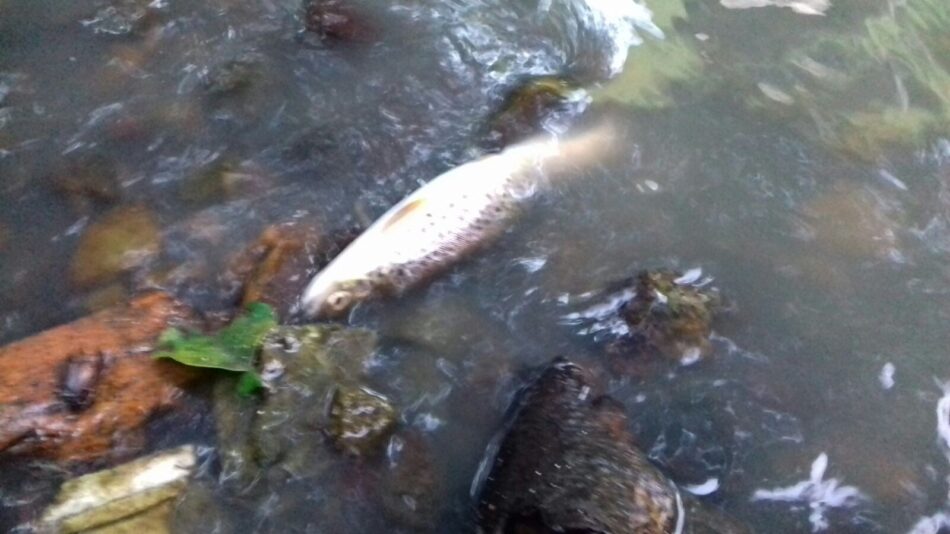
[777,0,950,157]
[595,36,703,108]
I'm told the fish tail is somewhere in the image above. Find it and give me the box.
[507,119,623,188]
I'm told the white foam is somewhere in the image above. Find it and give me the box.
[937,383,950,462]
[684,478,720,496]
[879,363,896,390]
[904,385,950,532]
[674,267,704,285]
[878,169,909,191]
[752,453,865,532]
[580,0,664,75]
[559,288,635,337]
[680,347,702,366]
[516,256,548,273]
[908,512,950,534]
[720,0,831,15]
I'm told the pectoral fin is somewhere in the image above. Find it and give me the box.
[381,197,428,234]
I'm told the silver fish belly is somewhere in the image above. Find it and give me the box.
[299,122,617,319]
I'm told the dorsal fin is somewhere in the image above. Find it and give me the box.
[381,197,428,234]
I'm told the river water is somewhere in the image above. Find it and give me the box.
[1,0,950,532]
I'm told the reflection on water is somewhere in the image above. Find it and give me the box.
[1,0,950,532]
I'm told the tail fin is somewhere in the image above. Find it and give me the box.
[505,119,623,187]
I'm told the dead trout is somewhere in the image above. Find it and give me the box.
[299,122,618,319]
[474,358,750,534]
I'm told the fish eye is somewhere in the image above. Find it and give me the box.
[326,290,353,311]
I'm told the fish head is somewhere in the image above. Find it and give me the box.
[299,270,375,319]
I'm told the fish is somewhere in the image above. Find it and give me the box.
[299,121,619,319]
[474,358,750,534]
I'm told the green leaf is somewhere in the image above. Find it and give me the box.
[217,302,278,357]
[236,372,264,397]
[153,303,278,376]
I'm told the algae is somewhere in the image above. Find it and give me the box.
[594,0,702,109]
[597,0,950,158]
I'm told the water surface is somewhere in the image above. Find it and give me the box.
[1,0,950,532]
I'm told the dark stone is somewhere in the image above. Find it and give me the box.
[476,358,680,533]
[203,60,256,97]
[304,0,374,43]
[476,358,750,534]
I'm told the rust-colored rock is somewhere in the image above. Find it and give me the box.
[223,223,321,319]
[0,293,200,463]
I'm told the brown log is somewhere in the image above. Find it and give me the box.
[0,293,200,463]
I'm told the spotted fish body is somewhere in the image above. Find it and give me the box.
[299,122,617,318]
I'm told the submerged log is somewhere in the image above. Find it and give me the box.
[0,293,199,463]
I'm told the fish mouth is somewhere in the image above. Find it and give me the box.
[298,282,335,320]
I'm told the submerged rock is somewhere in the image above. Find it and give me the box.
[619,269,721,363]
[800,182,903,261]
[379,432,443,531]
[487,76,583,146]
[562,268,723,367]
[70,206,161,290]
[50,153,122,211]
[476,359,681,533]
[0,293,199,462]
[221,223,322,320]
[82,282,129,313]
[184,324,402,531]
[36,445,196,534]
[303,0,375,43]
[330,386,397,456]
[179,160,272,207]
[214,325,388,481]
[476,358,748,534]
[203,60,256,98]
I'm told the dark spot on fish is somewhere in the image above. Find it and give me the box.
[58,353,105,412]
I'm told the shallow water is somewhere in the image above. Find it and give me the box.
[2,0,950,532]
